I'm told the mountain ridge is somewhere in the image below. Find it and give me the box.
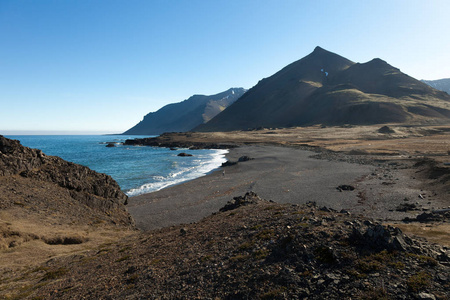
[195,47,450,132]
[422,78,450,95]
[123,88,246,135]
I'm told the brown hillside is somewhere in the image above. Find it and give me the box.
[0,136,135,295]
[27,193,450,299]
[195,47,450,131]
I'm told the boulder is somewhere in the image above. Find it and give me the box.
[336,185,355,191]
[177,152,193,157]
[350,222,414,252]
[221,161,237,167]
[220,192,265,212]
[378,126,395,134]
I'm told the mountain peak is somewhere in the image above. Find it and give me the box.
[313,46,326,52]
[363,58,399,72]
[367,58,388,65]
[195,48,450,132]
[122,88,246,135]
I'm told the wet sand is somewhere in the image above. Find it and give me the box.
[127,145,374,230]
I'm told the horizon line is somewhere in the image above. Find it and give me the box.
[1,130,123,136]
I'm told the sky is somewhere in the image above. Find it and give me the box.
[1,0,449,134]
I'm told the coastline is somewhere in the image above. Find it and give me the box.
[3,130,450,298]
[128,144,375,230]
[125,148,229,196]
[128,139,449,234]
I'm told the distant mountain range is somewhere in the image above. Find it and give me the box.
[422,78,450,94]
[123,88,246,135]
[195,47,450,132]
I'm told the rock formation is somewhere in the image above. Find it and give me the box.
[27,193,450,299]
[0,135,133,226]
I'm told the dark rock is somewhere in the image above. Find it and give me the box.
[106,143,116,148]
[320,206,331,212]
[219,192,263,212]
[416,212,445,222]
[350,223,413,252]
[396,203,418,212]
[221,161,237,167]
[378,126,395,134]
[123,134,237,150]
[336,185,355,191]
[177,153,193,157]
[0,135,132,226]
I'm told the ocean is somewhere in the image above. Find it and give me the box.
[5,135,228,197]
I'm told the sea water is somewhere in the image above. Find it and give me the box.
[5,135,227,197]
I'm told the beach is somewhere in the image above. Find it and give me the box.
[128,145,375,230]
[128,126,450,236]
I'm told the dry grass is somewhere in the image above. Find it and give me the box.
[170,124,450,163]
[2,123,449,298]
[0,208,136,298]
[388,223,450,247]
[157,125,450,246]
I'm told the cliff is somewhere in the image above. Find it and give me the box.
[0,135,130,216]
[0,135,134,257]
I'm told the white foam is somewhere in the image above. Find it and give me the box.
[125,149,228,196]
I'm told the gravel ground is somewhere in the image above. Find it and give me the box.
[128,145,374,230]
[128,144,449,231]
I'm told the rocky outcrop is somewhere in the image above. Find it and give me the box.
[219,191,266,212]
[0,136,131,222]
[177,152,193,157]
[124,133,236,150]
[378,125,396,134]
[29,194,449,299]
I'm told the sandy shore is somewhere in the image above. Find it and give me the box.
[128,145,377,230]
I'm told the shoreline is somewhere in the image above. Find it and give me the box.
[128,141,449,233]
[125,148,229,197]
[128,144,375,230]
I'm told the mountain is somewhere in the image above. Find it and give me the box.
[123,88,246,135]
[195,47,450,132]
[422,78,450,94]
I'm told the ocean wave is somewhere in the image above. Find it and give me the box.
[125,149,228,196]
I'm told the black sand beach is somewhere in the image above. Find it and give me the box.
[128,145,375,230]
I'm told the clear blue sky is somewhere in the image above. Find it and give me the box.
[1,0,449,134]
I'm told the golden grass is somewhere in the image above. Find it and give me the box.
[0,209,137,299]
[387,223,450,247]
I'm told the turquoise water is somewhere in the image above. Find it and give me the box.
[5,135,227,196]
